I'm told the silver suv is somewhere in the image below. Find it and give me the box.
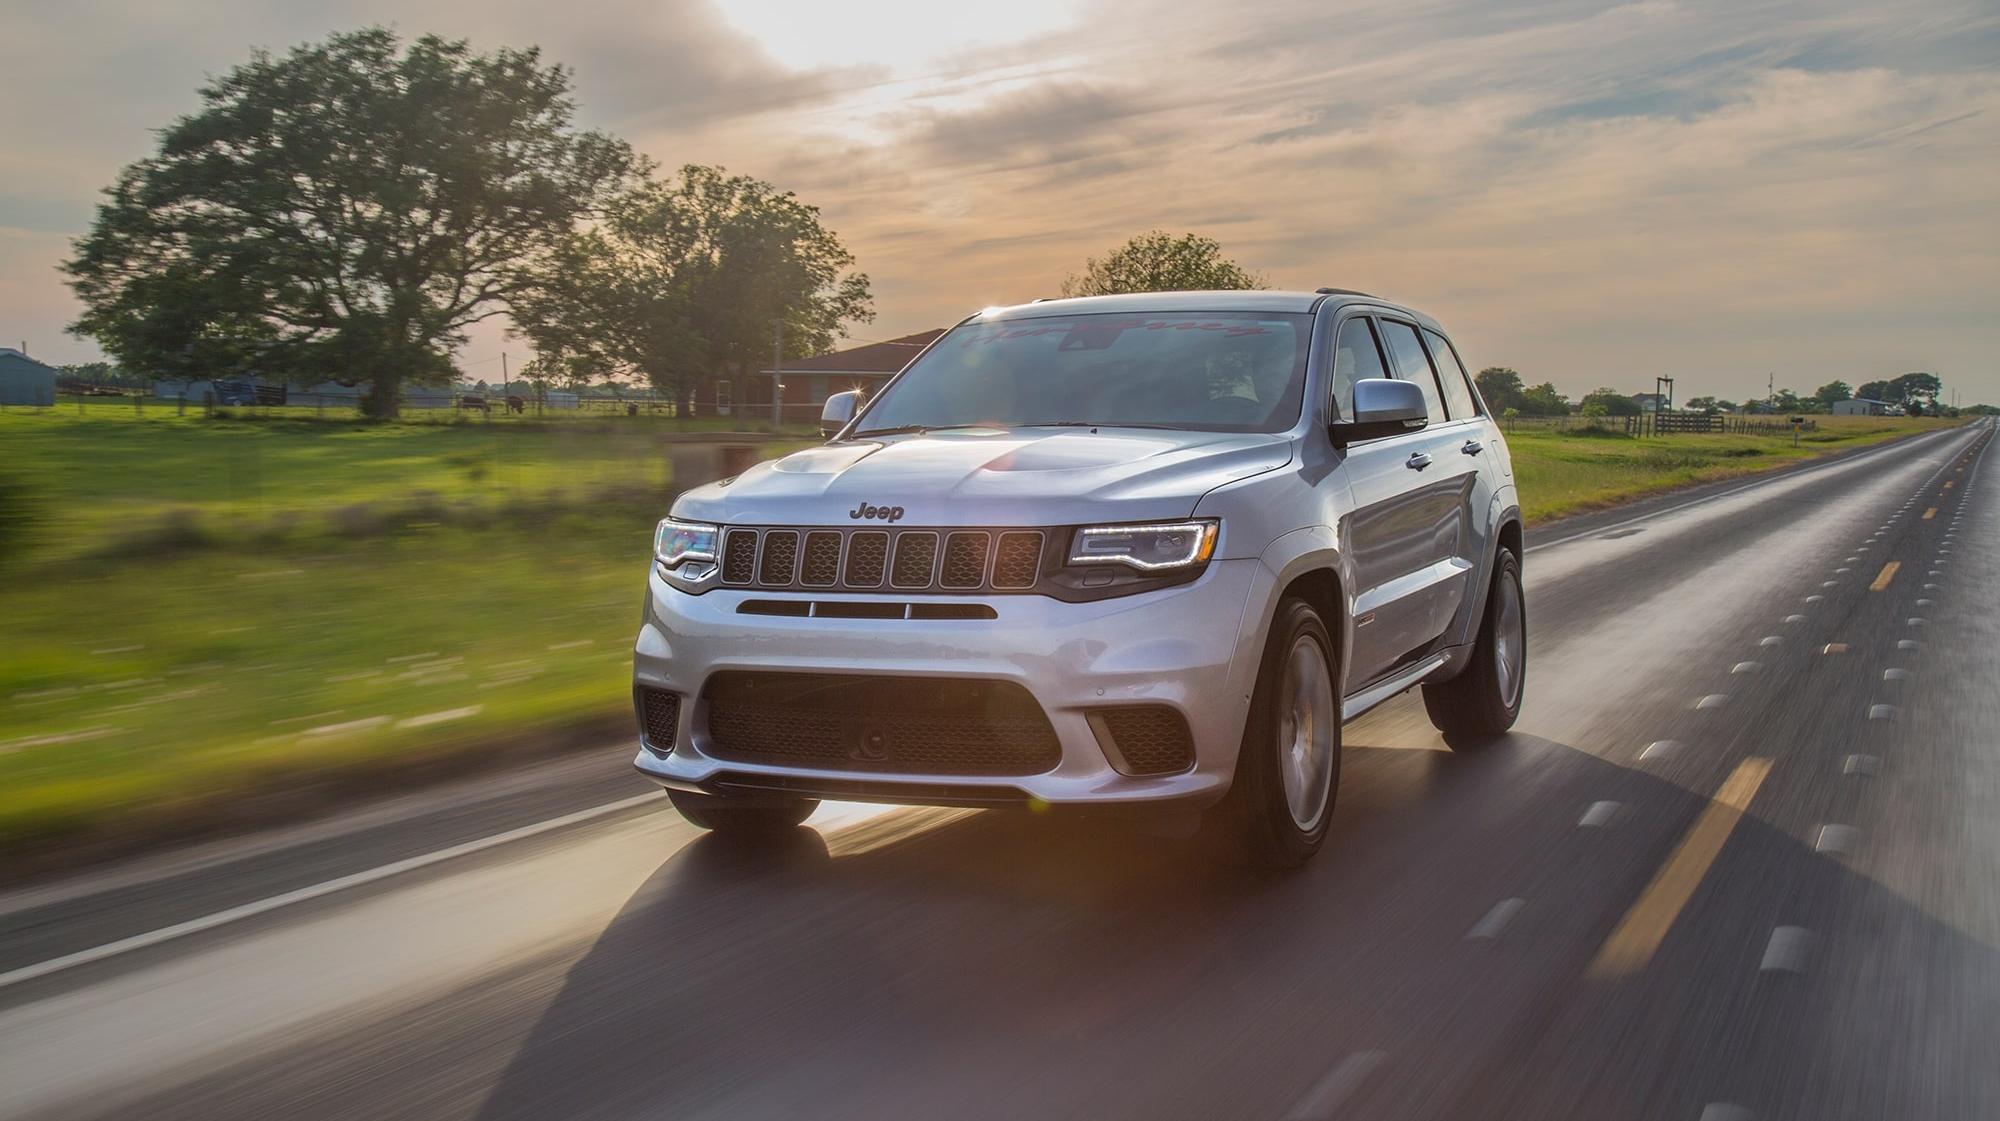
[633,290,1524,865]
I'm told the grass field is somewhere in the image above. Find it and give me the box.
[0,407,1962,853]
[1504,415,1958,521]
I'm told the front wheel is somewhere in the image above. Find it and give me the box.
[1210,597,1341,868]
[667,789,818,835]
[1422,548,1526,745]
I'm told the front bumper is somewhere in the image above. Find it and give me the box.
[631,558,1272,808]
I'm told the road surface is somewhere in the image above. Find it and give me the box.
[3,421,1996,1121]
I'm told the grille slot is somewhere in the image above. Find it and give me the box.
[638,688,681,751]
[702,671,1061,776]
[801,531,842,587]
[992,532,1044,590]
[1096,706,1195,776]
[890,532,939,588]
[843,531,888,587]
[759,530,800,585]
[940,532,990,589]
[721,530,758,584]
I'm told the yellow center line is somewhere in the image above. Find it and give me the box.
[1586,757,1773,980]
[1869,561,1901,592]
[1944,480,1955,490]
[1923,507,1938,520]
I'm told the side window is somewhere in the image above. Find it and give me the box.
[1377,319,1449,424]
[1330,317,1388,421]
[1424,328,1480,419]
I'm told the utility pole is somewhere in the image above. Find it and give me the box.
[1767,372,1775,412]
[500,352,509,397]
[771,318,785,431]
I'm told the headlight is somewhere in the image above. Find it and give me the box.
[654,517,719,568]
[1068,520,1218,571]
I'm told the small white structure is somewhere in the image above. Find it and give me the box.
[1833,398,1891,416]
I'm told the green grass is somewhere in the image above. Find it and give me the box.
[0,406,1964,851]
[1505,415,1959,522]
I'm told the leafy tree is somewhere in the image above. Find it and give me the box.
[514,165,873,418]
[1684,395,1724,413]
[1474,367,1525,413]
[63,28,638,417]
[1772,388,1804,413]
[1060,231,1265,296]
[1580,401,1610,418]
[1518,381,1570,416]
[1855,380,1893,403]
[1889,371,1941,410]
[1580,387,1641,416]
[1814,381,1852,407]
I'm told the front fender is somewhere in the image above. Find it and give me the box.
[1246,524,1361,695]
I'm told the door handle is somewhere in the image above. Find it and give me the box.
[1462,439,1485,456]
[1405,451,1432,471]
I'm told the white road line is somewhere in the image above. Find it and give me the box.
[1843,754,1880,777]
[1466,898,1526,941]
[1285,1050,1388,1121]
[1641,740,1681,761]
[0,791,662,992]
[1578,801,1620,828]
[1760,926,1811,974]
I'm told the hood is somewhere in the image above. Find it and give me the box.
[672,427,1294,528]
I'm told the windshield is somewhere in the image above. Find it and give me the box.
[852,311,1312,435]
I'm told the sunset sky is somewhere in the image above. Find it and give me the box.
[3,0,1996,402]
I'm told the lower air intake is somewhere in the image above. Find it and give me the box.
[638,688,681,752]
[1097,705,1195,776]
[702,671,1060,776]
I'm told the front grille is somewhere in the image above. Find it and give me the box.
[891,532,939,588]
[801,531,842,587]
[844,531,888,587]
[992,532,1045,589]
[715,526,1054,595]
[940,532,989,589]
[702,671,1061,776]
[759,530,799,585]
[638,688,681,751]
[1097,706,1195,776]
[721,530,758,584]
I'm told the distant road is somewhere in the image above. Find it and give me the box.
[2,420,1994,1121]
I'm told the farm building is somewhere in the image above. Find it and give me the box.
[749,330,946,421]
[0,347,59,406]
[1832,398,1892,416]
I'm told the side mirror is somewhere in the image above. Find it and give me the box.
[1330,378,1428,445]
[819,390,860,438]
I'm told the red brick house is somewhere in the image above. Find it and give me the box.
[740,330,944,422]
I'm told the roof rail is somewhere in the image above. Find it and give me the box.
[1314,287,1375,297]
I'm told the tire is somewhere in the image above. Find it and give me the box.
[1210,597,1341,868]
[667,789,818,834]
[1423,548,1526,745]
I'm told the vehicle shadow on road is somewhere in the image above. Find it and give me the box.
[460,733,2000,1121]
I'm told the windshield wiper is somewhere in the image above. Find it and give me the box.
[1018,420,1186,431]
[850,423,993,437]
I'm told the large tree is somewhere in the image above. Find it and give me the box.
[64,28,638,417]
[1473,367,1526,413]
[514,165,873,418]
[1060,231,1266,296]
[1813,380,1852,407]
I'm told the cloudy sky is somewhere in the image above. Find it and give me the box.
[4,0,1996,402]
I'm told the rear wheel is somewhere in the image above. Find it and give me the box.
[1422,548,1525,745]
[1211,597,1340,868]
[667,789,818,834]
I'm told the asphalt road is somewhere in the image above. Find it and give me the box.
[3,421,1995,1121]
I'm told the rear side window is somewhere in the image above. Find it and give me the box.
[1424,328,1481,419]
[1377,319,1448,424]
[1330,317,1388,421]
